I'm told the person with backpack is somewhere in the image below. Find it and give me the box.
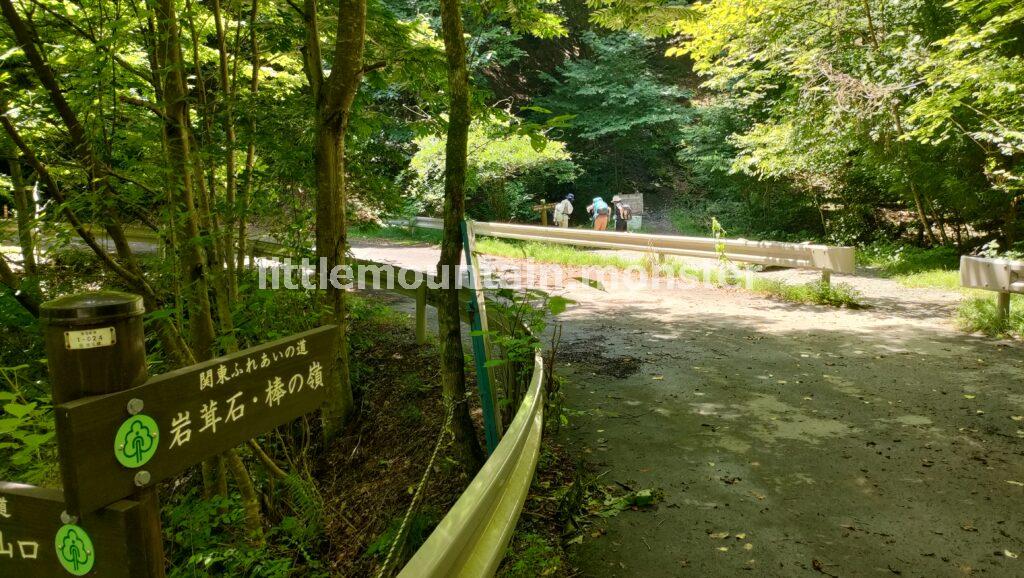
[586,196,611,230]
[552,193,574,227]
[611,195,632,232]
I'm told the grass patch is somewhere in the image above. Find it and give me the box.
[351,224,443,245]
[755,279,863,308]
[893,269,961,290]
[859,241,961,290]
[475,237,639,269]
[957,294,1024,338]
[499,532,564,577]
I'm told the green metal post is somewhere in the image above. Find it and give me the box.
[461,221,500,454]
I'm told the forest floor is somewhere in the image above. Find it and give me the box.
[351,238,1024,577]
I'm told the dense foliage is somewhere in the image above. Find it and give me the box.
[409,116,576,220]
[1,0,1022,572]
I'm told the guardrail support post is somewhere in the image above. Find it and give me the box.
[415,284,427,344]
[997,291,1011,322]
[40,291,165,577]
[821,270,831,287]
[657,252,666,264]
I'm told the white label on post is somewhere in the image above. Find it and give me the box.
[64,327,117,350]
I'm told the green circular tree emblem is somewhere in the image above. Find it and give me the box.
[55,524,95,575]
[114,414,159,467]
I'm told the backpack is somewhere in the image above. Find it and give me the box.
[618,204,633,221]
[592,198,610,215]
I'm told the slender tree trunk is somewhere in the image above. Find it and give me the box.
[438,0,483,468]
[5,141,36,275]
[153,0,217,361]
[0,254,38,316]
[236,0,260,271]
[212,0,239,295]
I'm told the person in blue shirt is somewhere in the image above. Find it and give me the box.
[586,197,610,230]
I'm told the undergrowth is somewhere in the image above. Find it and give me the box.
[958,294,1024,338]
[859,241,960,289]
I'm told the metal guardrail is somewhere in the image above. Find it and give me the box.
[251,233,544,576]
[960,255,1024,320]
[398,216,856,282]
[398,353,544,577]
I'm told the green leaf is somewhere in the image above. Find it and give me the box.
[0,418,22,433]
[3,402,36,418]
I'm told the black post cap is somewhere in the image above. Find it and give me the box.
[39,291,145,325]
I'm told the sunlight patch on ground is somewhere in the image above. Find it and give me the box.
[741,395,857,444]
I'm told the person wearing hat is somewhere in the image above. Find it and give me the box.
[610,195,632,232]
[553,193,574,227]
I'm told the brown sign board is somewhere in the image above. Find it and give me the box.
[0,481,148,577]
[55,325,338,514]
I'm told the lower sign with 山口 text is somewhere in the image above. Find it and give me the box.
[54,325,339,515]
[0,482,146,577]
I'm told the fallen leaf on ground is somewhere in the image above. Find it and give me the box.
[743,543,753,550]
[963,394,976,399]
[1007,480,1024,487]
[709,531,730,539]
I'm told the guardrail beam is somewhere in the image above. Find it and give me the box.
[398,216,855,275]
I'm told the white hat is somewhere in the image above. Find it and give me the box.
[612,195,622,203]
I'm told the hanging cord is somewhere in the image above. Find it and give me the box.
[376,399,456,577]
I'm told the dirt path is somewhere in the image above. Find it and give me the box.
[351,239,1024,577]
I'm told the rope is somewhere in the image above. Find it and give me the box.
[376,400,456,578]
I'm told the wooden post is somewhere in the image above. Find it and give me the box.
[657,252,666,264]
[539,198,547,226]
[39,291,166,578]
[821,270,831,287]
[997,291,1011,322]
[415,283,427,344]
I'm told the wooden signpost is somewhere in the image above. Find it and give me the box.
[0,483,149,577]
[0,291,340,577]
[530,199,557,226]
[54,325,337,515]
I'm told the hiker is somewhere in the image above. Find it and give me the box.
[552,193,574,227]
[586,196,611,230]
[611,195,632,232]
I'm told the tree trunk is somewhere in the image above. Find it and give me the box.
[212,0,239,295]
[303,0,364,439]
[236,0,261,271]
[5,142,36,275]
[438,0,483,468]
[153,0,217,362]
[0,254,38,316]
